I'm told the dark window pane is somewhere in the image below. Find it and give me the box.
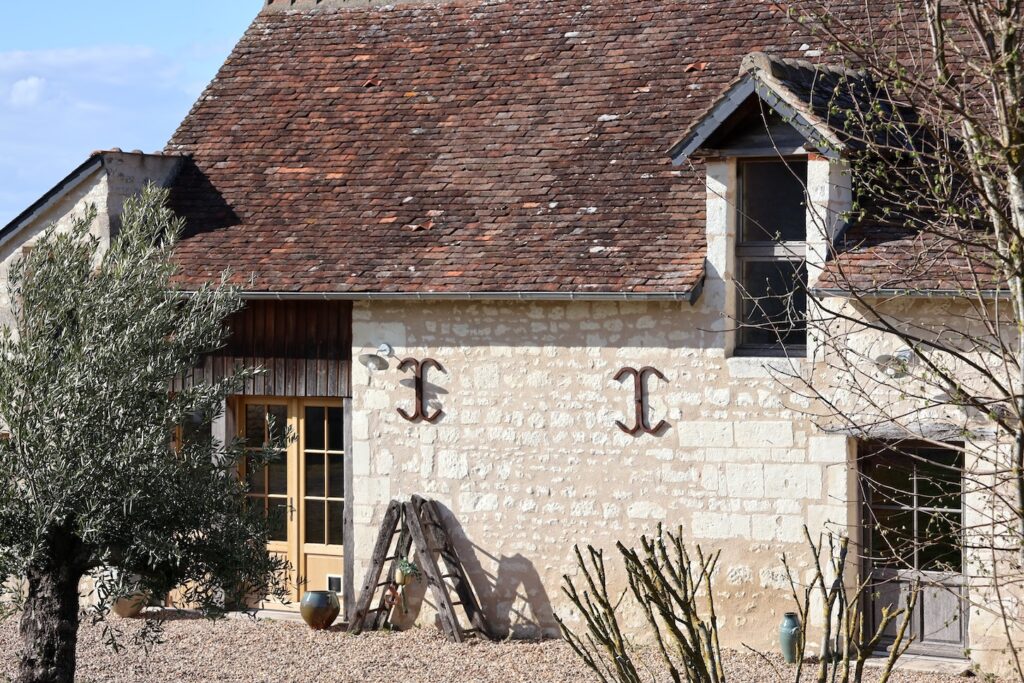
[328,501,344,546]
[246,455,266,494]
[182,411,211,446]
[870,508,914,568]
[305,501,325,544]
[245,404,266,447]
[267,405,287,444]
[267,499,288,542]
[305,452,325,498]
[305,406,325,451]
[328,407,344,452]
[918,511,962,572]
[328,454,345,498]
[740,160,807,242]
[268,452,288,495]
[740,260,807,347]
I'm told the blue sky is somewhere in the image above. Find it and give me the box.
[0,2,258,225]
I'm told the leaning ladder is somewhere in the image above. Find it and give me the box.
[347,497,492,642]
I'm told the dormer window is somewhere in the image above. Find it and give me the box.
[736,158,807,355]
[668,51,858,361]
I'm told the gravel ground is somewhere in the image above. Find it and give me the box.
[0,613,982,682]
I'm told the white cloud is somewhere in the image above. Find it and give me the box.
[9,76,44,107]
[0,46,156,73]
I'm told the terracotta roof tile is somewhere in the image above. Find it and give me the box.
[166,0,876,295]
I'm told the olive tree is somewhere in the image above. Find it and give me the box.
[0,185,287,683]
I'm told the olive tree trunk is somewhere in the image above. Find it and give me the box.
[17,559,84,683]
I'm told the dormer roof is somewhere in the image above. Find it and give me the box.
[668,52,874,163]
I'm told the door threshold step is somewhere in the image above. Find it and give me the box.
[863,653,972,676]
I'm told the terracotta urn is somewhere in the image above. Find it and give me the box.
[111,592,147,618]
[300,590,340,630]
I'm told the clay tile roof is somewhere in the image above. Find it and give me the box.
[166,0,878,296]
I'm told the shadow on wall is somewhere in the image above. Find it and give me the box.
[433,502,559,640]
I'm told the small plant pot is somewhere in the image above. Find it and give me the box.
[394,568,409,586]
[111,592,148,618]
[300,590,340,630]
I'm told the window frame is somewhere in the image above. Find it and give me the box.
[734,157,809,357]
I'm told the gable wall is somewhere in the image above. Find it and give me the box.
[0,168,108,331]
[0,154,182,331]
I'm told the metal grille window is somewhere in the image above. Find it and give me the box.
[736,158,807,355]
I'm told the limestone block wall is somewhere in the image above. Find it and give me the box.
[351,299,853,647]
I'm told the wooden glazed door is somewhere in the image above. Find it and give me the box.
[297,401,346,596]
[239,398,346,606]
[240,399,295,606]
[862,444,967,657]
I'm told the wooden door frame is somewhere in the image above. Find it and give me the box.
[228,395,354,617]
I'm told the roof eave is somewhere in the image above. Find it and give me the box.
[812,286,1005,300]
[179,287,706,305]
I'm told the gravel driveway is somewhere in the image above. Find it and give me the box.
[0,613,983,682]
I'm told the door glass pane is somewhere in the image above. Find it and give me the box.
[918,511,962,572]
[305,501,325,544]
[328,501,344,546]
[328,407,344,451]
[328,454,345,498]
[268,453,288,495]
[870,508,914,568]
[246,454,266,493]
[267,499,288,542]
[305,452,325,497]
[305,406,325,451]
[740,159,807,242]
[246,404,266,447]
[867,458,914,507]
[916,450,962,510]
[267,405,287,443]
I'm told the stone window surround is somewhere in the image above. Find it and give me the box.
[705,153,852,363]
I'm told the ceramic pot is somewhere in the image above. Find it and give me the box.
[300,590,340,630]
[111,592,147,618]
[779,612,802,664]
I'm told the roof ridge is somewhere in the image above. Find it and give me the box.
[740,51,866,79]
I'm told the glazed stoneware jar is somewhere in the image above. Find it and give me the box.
[779,612,802,664]
[300,590,341,630]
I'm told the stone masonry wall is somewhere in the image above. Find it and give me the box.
[351,299,853,647]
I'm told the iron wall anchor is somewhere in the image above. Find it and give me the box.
[614,366,668,436]
[397,357,445,423]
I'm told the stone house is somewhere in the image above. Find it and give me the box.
[2,0,1011,674]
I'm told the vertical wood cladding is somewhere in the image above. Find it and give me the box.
[176,300,352,398]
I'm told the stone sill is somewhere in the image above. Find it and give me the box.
[727,355,804,379]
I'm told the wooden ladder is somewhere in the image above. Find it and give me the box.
[348,497,492,642]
